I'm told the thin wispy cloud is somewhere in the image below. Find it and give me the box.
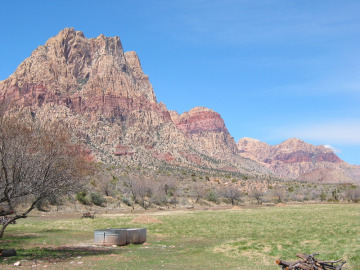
[324,145,341,154]
[270,120,360,145]
[264,78,360,97]
[164,0,360,46]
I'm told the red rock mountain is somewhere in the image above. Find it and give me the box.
[0,28,269,177]
[1,28,358,183]
[170,107,238,157]
[1,28,159,116]
[237,137,360,183]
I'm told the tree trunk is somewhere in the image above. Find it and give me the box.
[0,224,8,238]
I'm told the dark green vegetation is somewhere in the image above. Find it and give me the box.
[1,204,359,269]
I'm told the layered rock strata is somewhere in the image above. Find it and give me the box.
[170,107,238,157]
[0,28,270,177]
[237,137,360,183]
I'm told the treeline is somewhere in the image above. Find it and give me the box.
[72,167,360,210]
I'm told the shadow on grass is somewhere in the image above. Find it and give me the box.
[0,234,42,248]
[0,246,121,264]
[0,229,74,246]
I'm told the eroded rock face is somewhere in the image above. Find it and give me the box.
[173,107,227,134]
[237,137,359,183]
[0,28,158,116]
[2,28,359,183]
[0,28,271,177]
[297,168,353,184]
[0,28,184,165]
[171,107,238,157]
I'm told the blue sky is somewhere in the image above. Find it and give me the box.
[1,0,359,164]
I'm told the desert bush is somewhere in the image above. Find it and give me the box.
[90,192,106,206]
[271,188,286,203]
[289,193,305,202]
[249,189,265,204]
[344,188,360,202]
[159,178,176,196]
[188,182,207,206]
[151,188,169,206]
[122,196,133,207]
[329,189,340,202]
[207,190,219,204]
[220,186,242,205]
[76,191,90,205]
[320,191,327,201]
[126,178,155,209]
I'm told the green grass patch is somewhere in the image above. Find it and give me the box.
[1,204,359,269]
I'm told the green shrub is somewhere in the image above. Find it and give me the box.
[207,190,219,204]
[122,197,133,207]
[90,192,106,206]
[76,191,90,205]
[320,191,327,201]
[152,194,168,206]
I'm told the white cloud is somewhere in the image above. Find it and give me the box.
[324,145,341,154]
[271,120,360,145]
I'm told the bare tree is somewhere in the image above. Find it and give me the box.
[189,182,207,206]
[271,188,285,203]
[95,170,117,197]
[126,177,154,209]
[0,109,93,237]
[158,177,177,197]
[249,189,265,204]
[220,186,242,205]
[344,188,360,202]
[151,184,168,206]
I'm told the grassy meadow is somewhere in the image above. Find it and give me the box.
[0,204,359,269]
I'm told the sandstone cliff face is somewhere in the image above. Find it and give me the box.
[2,28,358,183]
[171,107,238,157]
[0,28,272,177]
[237,137,359,183]
[297,168,353,184]
[0,28,159,115]
[0,28,185,165]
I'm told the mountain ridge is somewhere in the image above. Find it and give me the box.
[0,28,271,178]
[1,28,358,184]
[237,137,359,183]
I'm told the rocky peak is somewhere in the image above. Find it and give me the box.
[4,28,357,182]
[237,137,347,180]
[1,28,157,106]
[237,137,268,150]
[173,106,225,134]
[188,106,214,113]
[124,51,142,74]
[278,138,308,152]
[275,138,336,156]
[172,106,238,157]
[169,110,180,123]
[280,137,304,145]
[45,27,87,48]
[124,51,156,102]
